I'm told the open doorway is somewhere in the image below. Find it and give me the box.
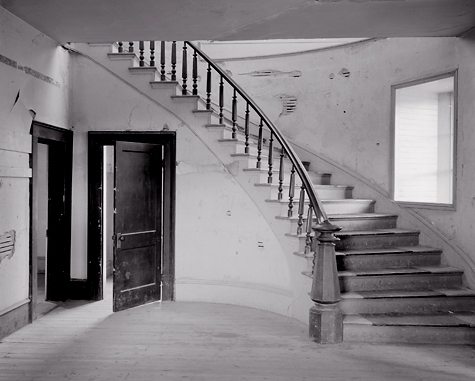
[31,122,73,320]
[102,145,114,301]
[88,132,176,311]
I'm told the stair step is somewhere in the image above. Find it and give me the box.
[230,152,291,169]
[343,312,475,344]
[244,168,331,185]
[274,199,375,217]
[278,213,397,232]
[257,183,353,200]
[341,287,475,314]
[107,52,138,63]
[335,228,420,250]
[336,245,442,271]
[329,213,398,230]
[337,266,463,292]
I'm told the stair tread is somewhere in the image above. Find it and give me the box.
[244,168,331,175]
[268,198,373,204]
[277,213,396,222]
[342,287,475,300]
[258,183,351,189]
[335,228,419,236]
[287,228,418,239]
[344,312,475,328]
[339,265,463,277]
[329,213,398,219]
[337,245,442,255]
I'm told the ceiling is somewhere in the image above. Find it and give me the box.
[1,0,475,43]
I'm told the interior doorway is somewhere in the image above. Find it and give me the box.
[31,122,73,321]
[88,132,176,311]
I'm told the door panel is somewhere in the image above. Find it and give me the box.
[113,141,162,312]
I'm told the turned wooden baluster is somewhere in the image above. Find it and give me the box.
[171,42,177,81]
[267,131,274,183]
[118,41,124,53]
[150,41,155,67]
[139,41,145,66]
[182,43,188,95]
[288,165,296,217]
[219,76,224,124]
[278,149,285,200]
[232,89,237,138]
[206,64,212,110]
[297,186,306,235]
[256,119,263,169]
[160,41,166,79]
[128,42,134,53]
[304,205,315,273]
[192,50,198,95]
[244,104,250,154]
[305,205,314,255]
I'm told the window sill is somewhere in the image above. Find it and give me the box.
[395,201,456,211]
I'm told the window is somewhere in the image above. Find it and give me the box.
[392,72,456,207]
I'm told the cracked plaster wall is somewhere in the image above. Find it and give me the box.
[0,7,71,312]
[210,37,475,286]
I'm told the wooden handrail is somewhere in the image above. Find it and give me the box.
[185,41,329,225]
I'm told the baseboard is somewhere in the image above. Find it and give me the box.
[0,300,30,341]
[69,279,93,300]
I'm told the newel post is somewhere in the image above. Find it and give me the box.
[309,220,343,344]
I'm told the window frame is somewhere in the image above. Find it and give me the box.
[390,70,458,210]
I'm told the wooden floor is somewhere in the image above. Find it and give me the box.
[1,285,475,380]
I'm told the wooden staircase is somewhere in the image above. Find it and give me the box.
[78,41,475,344]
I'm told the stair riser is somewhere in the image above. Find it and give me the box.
[231,155,294,171]
[223,141,283,156]
[329,216,398,230]
[248,171,331,186]
[339,273,462,292]
[341,296,475,315]
[335,233,419,250]
[279,201,375,217]
[343,324,475,345]
[286,215,397,232]
[265,186,352,201]
[336,252,441,271]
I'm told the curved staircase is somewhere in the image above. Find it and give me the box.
[71,41,475,344]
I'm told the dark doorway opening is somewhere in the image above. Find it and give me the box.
[30,122,73,321]
[88,132,176,310]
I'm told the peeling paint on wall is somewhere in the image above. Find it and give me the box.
[276,94,298,115]
[339,68,351,78]
[240,69,301,78]
[0,230,16,265]
[0,53,61,87]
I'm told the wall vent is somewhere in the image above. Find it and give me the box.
[277,94,298,115]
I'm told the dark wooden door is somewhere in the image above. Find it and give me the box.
[113,141,162,312]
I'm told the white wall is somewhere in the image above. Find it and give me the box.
[70,50,293,315]
[0,6,70,312]
[207,37,475,286]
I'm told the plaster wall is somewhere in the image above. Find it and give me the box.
[70,53,293,315]
[209,37,475,286]
[0,7,70,312]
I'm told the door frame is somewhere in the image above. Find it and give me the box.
[88,131,176,302]
[30,122,73,320]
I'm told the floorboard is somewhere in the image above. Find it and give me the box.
[1,282,475,380]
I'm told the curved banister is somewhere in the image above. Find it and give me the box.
[185,41,329,225]
[114,39,343,342]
